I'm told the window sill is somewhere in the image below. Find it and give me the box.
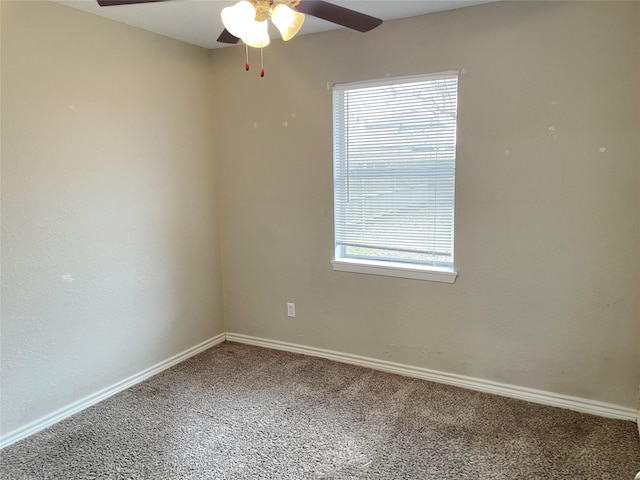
[331,258,457,283]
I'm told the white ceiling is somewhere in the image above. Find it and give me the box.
[52,0,494,49]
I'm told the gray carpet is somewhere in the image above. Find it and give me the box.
[1,342,639,479]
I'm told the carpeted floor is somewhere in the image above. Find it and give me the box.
[1,342,639,479]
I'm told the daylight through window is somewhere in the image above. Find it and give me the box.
[332,72,459,281]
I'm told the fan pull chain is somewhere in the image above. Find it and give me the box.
[260,46,265,77]
[245,43,250,71]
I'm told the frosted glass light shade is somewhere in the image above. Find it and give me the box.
[243,19,270,48]
[271,4,305,41]
[221,1,256,39]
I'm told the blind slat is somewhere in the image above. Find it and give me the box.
[333,73,458,267]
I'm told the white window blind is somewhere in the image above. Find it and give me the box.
[333,73,458,271]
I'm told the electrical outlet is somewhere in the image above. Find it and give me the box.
[287,302,296,317]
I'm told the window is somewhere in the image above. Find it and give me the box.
[332,72,459,283]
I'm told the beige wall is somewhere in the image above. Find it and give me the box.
[213,1,640,408]
[1,1,224,435]
[1,0,639,440]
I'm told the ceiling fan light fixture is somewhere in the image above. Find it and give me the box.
[221,0,256,39]
[271,3,305,41]
[222,0,270,48]
[243,19,270,48]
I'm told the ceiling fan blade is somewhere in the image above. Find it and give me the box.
[217,29,240,44]
[97,0,167,6]
[295,0,382,33]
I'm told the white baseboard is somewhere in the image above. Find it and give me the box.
[3,331,637,449]
[226,332,639,423]
[0,333,226,449]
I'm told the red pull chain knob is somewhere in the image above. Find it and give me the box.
[245,63,250,71]
[260,68,265,77]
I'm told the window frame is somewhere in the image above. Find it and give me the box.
[331,72,459,284]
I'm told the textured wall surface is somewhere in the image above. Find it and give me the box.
[1,0,639,441]
[1,1,224,435]
[213,1,640,408]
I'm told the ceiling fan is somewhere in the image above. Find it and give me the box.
[97,0,382,76]
[96,0,383,45]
